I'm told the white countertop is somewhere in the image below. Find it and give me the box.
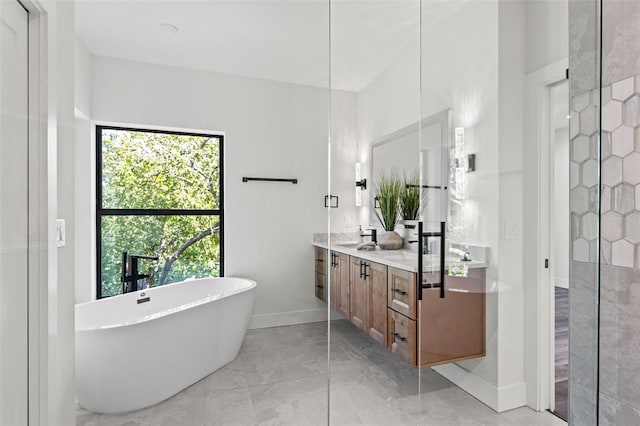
[312,241,488,273]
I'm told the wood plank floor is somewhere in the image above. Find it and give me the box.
[554,286,569,421]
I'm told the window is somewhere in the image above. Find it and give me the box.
[96,126,223,298]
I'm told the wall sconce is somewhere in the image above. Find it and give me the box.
[454,127,468,199]
[355,163,366,207]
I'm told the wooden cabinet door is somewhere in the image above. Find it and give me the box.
[367,261,388,346]
[388,308,417,366]
[314,248,327,302]
[388,267,416,319]
[329,252,339,310]
[315,272,326,302]
[315,247,327,273]
[349,257,368,332]
[336,253,350,319]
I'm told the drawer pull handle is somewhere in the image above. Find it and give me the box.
[316,284,324,288]
[392,332,407,342]
[392,288,407,296]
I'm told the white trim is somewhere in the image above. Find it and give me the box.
[433,364,527,412]
[249,308,335,329]
[523,58,568,413]
[91,120,225,138]
[21,0,49,423]
[555,278,569,289]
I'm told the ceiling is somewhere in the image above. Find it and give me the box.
[75,0,465,92]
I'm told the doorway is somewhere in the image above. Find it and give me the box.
[548,79,569,421]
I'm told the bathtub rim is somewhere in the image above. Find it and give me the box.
[75,276,256,332]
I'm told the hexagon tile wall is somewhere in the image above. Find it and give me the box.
[571,75,640,268]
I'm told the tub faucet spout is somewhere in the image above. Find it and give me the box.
[121,252,159,293]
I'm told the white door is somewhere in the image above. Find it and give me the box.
[0,0,29,424]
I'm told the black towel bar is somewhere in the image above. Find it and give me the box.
[242,177,298,184]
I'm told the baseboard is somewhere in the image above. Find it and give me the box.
[433,364,527,412]
[249,308,336,329]
[555,278,569,289]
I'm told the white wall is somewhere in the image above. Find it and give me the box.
[356,0,532,412]
[74,38,94,304]
[553,127,570,287]
[79,56,357,328]
[526,0,568,74]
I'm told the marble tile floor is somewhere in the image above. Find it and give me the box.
[77,320,566,426]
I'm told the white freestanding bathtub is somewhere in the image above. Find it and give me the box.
[75,277,256,414]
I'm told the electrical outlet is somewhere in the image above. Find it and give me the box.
[56,219,66,247]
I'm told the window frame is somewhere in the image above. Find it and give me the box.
[95,124,224,299]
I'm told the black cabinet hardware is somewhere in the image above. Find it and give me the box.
[363,262,370,279]
[392,288,407,296]
[392,332,407,342]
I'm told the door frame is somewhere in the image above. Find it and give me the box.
[18,0,50,423]
[542,78,570,414]
[523,58,568,412]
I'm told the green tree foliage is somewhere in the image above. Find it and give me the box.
[100,129,221,297]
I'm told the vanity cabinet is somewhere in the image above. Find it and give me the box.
[386,266,486,368]
[349,257,388,345]
[314,245,486,369]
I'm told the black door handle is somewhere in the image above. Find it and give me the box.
[418,221,446,300]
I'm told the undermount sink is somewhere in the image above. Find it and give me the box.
[331,241,361,248]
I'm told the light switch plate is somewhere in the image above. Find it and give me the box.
[56,219,66,247]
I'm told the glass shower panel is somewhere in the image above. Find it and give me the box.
[418,0,500,421]
[596,0,640,424]
[76,0,331,423]
[568,0,601,424]
[328,0,423,423]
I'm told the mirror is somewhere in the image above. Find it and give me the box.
[369,109,450,229]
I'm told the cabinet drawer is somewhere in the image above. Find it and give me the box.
[315,247,327,273]
[388,267,417,320]
[315,272,326,302]
[387,308,417,366]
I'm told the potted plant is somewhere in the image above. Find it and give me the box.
[400,172,427,230]
[374,171,403,250]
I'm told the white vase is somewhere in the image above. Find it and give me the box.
[378,230,403,250]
